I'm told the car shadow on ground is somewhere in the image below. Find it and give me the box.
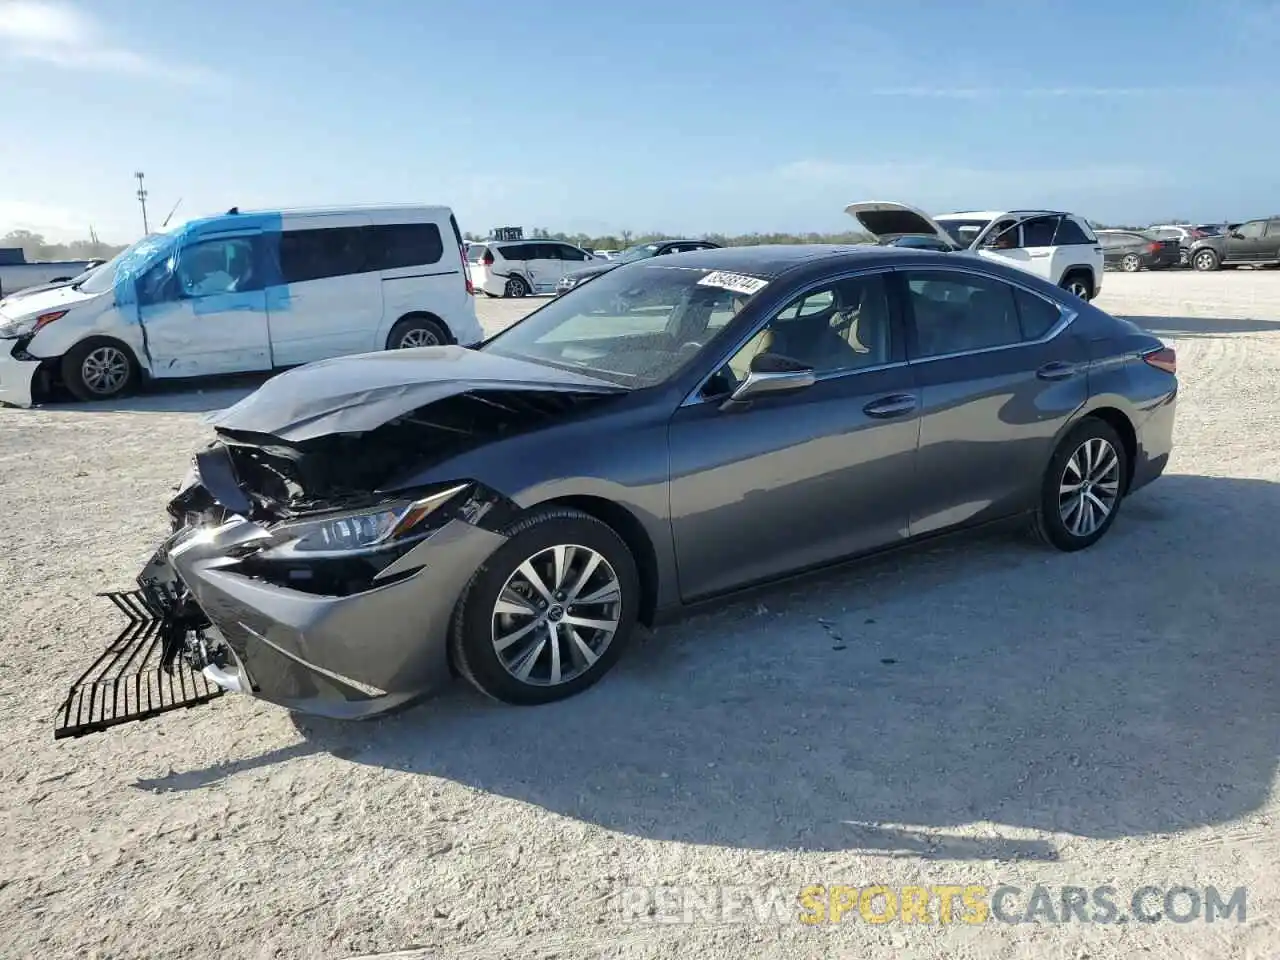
[1121,314,1280,336]
[208,472,1279,861]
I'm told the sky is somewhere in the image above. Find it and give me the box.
[3,0,1279,246]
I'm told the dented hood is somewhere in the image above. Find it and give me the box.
[207,345,625,442]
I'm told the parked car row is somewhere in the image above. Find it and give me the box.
[1093,219,1280,272]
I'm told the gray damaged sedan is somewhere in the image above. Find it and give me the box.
[55,244,1177,738]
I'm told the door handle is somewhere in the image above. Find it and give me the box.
[1036,361,1077,381]
[863,394,918,418]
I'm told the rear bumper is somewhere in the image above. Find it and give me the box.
[1129,386,1177,493]
[0,343,39,407]
[140,515,507,720]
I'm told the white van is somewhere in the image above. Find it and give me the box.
[467,239,602,297]
[0,204,483,405]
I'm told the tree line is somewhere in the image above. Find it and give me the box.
[1,230,127,262]
[463,228,874,250]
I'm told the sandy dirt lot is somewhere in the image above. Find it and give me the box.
[1,272,1277,959]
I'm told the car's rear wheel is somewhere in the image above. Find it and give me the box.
[386,314,448,350]
[504,275,529,298]
[1030,418,1128,552]
[1192,248,1220,271]
[1121,254,1142,273]
[1060,271,1093,300]
[449,507,640,705]
[61,337,139,402]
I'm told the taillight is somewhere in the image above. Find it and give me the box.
[1143,346,1176,374]
[483,250,494,266]
[459,244,474,295]
[1148,241,1161,254]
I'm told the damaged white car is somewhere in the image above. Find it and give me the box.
[846,201,1104,301]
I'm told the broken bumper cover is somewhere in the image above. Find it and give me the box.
[56,500,509,737]
[169,512,504,719]
[0,342,39,407]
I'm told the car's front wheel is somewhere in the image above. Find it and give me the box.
[1031,418,1129,551]
[61,337,139,402]
[449,507,640,705]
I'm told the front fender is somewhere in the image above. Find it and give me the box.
[26,302,151,373]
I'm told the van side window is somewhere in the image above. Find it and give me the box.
[279,227,368,284]
[175,237,260,298]
[367,223,444,271]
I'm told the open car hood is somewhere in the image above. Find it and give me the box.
[207,345,626,443]
[844,201,963,249]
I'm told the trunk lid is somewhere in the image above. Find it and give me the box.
[844,201,963,249]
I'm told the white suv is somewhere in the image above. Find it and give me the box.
[468,240,602,298]
[846,201,1105,300]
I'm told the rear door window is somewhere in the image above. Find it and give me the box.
[499,244,530,261]
[279,227,369,283]
[1020,216,1060,247]
[467,244,489,263]
[366,223,444,271]
[1013,287,1064,340]
[903,271,1024,358]
[1052,217,1092,246]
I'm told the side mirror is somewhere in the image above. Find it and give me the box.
[720,353,815,411]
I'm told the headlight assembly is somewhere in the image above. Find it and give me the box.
[259,483,470,560]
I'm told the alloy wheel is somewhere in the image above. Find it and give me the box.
[1195,250,1217,271]
[491,544,622,686]
[1122,255,1141,273]
[505,277,527,297]
[397,327,440,348]
[1058,437,1121,538]
[1067,279,1090,299]
[81,346,130,396]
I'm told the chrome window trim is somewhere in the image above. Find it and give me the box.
[679,266,900,407]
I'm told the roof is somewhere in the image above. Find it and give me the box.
[636,243,890,277]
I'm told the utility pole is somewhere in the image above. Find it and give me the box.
[135,171,150,234]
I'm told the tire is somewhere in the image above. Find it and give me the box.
[503,275,529,298]
[449,507,640,706]
[1121,254,1142,273]
[61,337,139,402]
[386,315,449,350]
[1060,271,1093,301]
[1030,418,1129,552]
[1192,248,1220,272]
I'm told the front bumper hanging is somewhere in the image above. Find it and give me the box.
[52,588,226,740]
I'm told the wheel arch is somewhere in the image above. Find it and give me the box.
[387,310,454,348]
[1057,405,1138,495]
[538,494,661,627]
[1060,264,1096,297]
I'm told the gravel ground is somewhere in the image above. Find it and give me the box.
[2,272,1278,959]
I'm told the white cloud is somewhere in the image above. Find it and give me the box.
[0,0,217,84]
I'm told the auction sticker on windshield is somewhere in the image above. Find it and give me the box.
[697,271,769,296]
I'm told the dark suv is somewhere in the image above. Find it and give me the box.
[555,239,721,294]
[1187,218,1280,271]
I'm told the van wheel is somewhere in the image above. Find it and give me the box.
[386,315,449,350]
[61,338,139,402]
[504,275,529,298]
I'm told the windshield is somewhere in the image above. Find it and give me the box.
[937,219,991,246]
[613,243,663,263]
[78,231,177,296]
[480,263,764,387]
